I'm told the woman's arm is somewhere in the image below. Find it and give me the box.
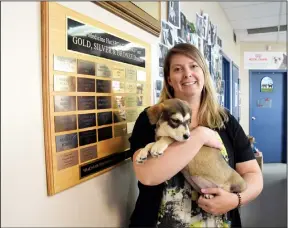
[236,159,263,206]
[133,126,223,186]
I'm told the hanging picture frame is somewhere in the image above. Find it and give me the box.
[260,76,273,92]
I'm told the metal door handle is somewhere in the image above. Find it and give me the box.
[252,117,256,120]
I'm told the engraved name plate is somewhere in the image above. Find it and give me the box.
[96,64,112,77]
[77,78,95,92]
[77,59,95,76]
[126,109,139,122]
[54,75,76,92]
[78,96,95,110]
[125,96,138,107]
[79,129,97,146]
[57,150,79,171]
[80,153,124,179]
[114,124,127,137]
[126,68,137,81]
[97,96,111,109]
[96,79,111,93]
[113,111,126,123]
[137,70,146,81]
[54,96,76,112]
[55,133,78,152]
[97,112,112,126]
[112,81,125,93]
[80,145,97,163]
[54,115,77,132]
[54,55,76,73]
[112,66,125,80]
[78,113,96,129]
[98,126,113,141]
[125,82,137,93]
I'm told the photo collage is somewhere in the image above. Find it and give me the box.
[157,2,225,106]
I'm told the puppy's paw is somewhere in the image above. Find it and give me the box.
[203,194,214,199]
[150,141,168,157]
[135,148,149,164]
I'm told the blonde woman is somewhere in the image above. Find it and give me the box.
[129,43,263,228]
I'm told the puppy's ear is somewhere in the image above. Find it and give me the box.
[146,103,165,124]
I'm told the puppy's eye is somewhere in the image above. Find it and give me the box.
[171,119,180,124]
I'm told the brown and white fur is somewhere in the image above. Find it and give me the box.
[136,98,246,199]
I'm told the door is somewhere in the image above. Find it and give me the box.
[232,63,239,121]
[250,71,287,163]
[222,57,231,110]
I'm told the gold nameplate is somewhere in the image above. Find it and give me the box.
[54,55,76,73]
[126,68,137,81]
[125,82,137,93]
[112,66,125,80]
[54,115,77,132]
[57,150,79,171]
[96,64,112,77]
[54,75,76,92]
[125,96,138,107]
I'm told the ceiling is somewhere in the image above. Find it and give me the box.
[219,1,287,43]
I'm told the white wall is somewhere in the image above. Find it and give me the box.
[1,2,159,227]
[2,1,254,227]
[239,42,286,133]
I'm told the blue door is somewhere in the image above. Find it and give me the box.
[232,63,239,121]
[250,71,287,163]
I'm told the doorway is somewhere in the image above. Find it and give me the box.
[249,70,287,163]
[222,55,231,111]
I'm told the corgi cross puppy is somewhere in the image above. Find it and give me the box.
[136,98,247,198]
[136,98,192,163]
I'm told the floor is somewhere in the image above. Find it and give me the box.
[240,163,287,227]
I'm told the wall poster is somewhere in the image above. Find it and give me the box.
[41,2,151,195]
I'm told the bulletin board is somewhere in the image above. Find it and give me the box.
[41,2,151,195]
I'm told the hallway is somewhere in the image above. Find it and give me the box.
[240,163,287,227]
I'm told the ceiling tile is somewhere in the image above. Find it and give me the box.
[224,2,281,21]
[231,16,279,30]
[219,2,266,9]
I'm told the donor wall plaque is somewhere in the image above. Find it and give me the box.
[77,59,95,76]
[97,96,111,109]
[78,96,96,110]
[78,113,96,129]
[77,78,95,92]
[42,2,151,195]
[96,79,111,93]
[54,115,77,132]
[55,133,78,152]
[54,75,76,92]
[57,150,79,171]
[54,96,76,112]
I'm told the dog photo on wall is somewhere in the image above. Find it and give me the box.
[168,1,180,29]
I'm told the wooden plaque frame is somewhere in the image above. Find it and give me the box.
[41,2,151,195]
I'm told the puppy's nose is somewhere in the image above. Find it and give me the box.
[183,134,190,140]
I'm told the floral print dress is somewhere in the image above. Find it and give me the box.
[156,133,231,228]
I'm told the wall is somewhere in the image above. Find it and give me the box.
[2,1,246,227]
[161,2,240,66]
[1,2,158,227]
[239,42,287,133]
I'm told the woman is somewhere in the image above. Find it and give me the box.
[129,43,263,227]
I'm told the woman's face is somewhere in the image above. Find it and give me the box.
[168,54,205,99]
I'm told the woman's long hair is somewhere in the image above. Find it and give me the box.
[158,43,228,129]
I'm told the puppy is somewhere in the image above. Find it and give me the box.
[136,98,246,198]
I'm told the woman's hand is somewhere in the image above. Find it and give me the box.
[197,188,239,216]
[194,126,223,150]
